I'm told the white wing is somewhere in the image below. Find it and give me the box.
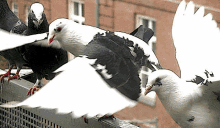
[1,57,136,118]
[0,29,48,51]
[172,1,220,81]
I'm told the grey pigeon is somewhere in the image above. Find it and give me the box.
[20,3,68,95]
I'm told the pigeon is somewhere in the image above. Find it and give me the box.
[0,0,28,81]
[47,18,161,70]
[144,1,220,127]
[19,3,68,95]
[0,18,161,120]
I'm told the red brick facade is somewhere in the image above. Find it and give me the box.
[2,0,220,127]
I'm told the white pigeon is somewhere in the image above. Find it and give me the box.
[145,1,220,128]
[0,18,161,119]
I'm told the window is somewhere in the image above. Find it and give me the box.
[136,15,157,106]
[68,0,85,24]
[12,2,19,17]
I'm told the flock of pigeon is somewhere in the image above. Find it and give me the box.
[0,0,68,95]
[0,0,220,127]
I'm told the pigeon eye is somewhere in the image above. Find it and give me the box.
[56,27,62,32]
[154,78,162,86]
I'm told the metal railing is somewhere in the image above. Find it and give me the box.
[0,69,139,128]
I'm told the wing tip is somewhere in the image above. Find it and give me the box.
[0,101,20,108]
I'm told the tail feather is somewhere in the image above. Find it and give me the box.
[130,25,154,44]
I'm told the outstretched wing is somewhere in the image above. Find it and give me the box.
[172,1,220,82]
[1,57,136,118]
[0,28,63,50]
[0,29,48,51]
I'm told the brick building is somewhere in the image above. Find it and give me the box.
[2,0,220,127]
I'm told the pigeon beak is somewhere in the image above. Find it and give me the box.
[33,19,43,29]
[33,20,39,28]
[48,35,55,45]
[144,84,153,95]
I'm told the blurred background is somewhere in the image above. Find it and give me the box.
[1,0,220,127]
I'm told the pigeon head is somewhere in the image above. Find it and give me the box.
[47,18,69,45]
[29,3,44,28]
[144,69,177,95]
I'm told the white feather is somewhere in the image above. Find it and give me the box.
[0,29,47,51]
[172,1,220,81]
[3,57,136,118]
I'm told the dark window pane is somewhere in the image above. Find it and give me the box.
[14,12,18,17]
[82,3,84,17]
[14,3,18,9]
[27,6,30,12]
[152,42,156,54]
[152,21,156,36]
[13,2,18,16]
[142,19,149,28]
[141,66,148,88]
[74,2,79,15]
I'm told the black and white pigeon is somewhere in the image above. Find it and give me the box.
[19,3,68,95]
[0,18,161,120]
[145,1,220,127]
[0,0,27,81]
[47,18,161,70]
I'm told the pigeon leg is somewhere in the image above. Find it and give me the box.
[98,115,115,122]
[83,116,88,124]
[0,67,13,82]
[27,79,42,96]
[8,68,21,81]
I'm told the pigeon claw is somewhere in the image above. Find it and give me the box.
[7,74,20,82]
[0,71,11,83]
[83,116,88,124]
[27,85,41,96]
[98,115,115,122]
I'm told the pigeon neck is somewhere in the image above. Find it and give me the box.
[60,41,86,57]
[57,31,86,56]
[68,21,106,46]
[26,14,49,35]
[58,22,105,56]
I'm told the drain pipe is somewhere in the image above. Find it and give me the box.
[96,0,99,27]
